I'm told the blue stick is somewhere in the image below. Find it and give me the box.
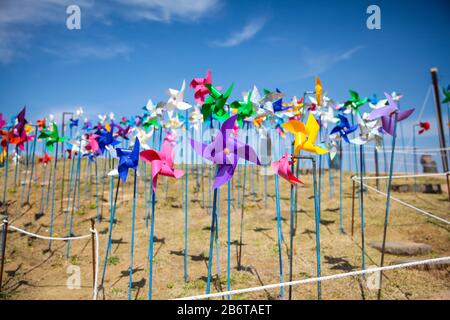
[184,114,189,282]
[48,143,59,251]
[339,140,343,234]
[128,169,138,300]
[312,157,322,299]
[227,180,231,300]
[66,144,82,257]
[274,175,285,299]
[206,187,218,295]
[359,144,366,271]
[148,187,156,299]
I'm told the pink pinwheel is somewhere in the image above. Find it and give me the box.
[164,130,177,147]
[85,133,99,153]
[140,141,184,191]
[190,69,213,105]
[272,153,303,185]
[190,114,261,189]
[368,92,414,136]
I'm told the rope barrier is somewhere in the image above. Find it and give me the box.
[3,224,99,300]
[351,178,450,225]
[175,256,450,300]
[353,172,450,181]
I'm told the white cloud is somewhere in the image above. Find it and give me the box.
[210,18,267,48]
[0,0,219,64]
[298,45,364,79]
[115,0,220,23]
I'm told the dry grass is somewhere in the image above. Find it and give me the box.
[0,159,449,300]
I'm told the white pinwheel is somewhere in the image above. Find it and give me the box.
[350,112,383,150]
[165,80,192,116]
[75,107,84,119]
[98,114,107,124]
[189,106,203,131]
[133,127,153,150]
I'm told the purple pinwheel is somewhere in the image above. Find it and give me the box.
[15,106,28,136]
[114,138,140,182]
[82,119,92,131]
[329,114,358,143]
[190,114,261,189]
[368,92,414,136]
[114,123,132,140]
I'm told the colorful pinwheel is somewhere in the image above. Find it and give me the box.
[230,90,256,128]
[190,70,213,105]
[272,153,303,185]
[140,141,184,191]
[38,153,52,165]
[344,90,367,116]
[442,86,450,104]
[282,113,328,155]
[202,83,233,121]
[329,114,358,143]
[109,138,140,183]
[190,114,260,189]
[38,123,68,152]
[165,80,192,115]
[368,92,414,136]
[418,121,430,135]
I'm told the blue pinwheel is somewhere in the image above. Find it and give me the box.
[272,99,290,113]
[330,114,358,143]
[69,118,79,129]
[114,138,140,182]
[97,128,119,155]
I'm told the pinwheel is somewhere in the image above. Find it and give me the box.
[189,106,204,131]
[82,118,92,131]
[272,153,303,185]
[164,130,177,147]
[418,121,430,135]
[283,96,304,118]
[351,113,383,150]
[190,69,213,105]
[319,106,338,128]
[133,127,153,150]
[202,83,234,121]
[190,114,261,189]
[14,107,28,137]
[69,118,79,129]
[390,91,403,102]
[271,99,291,113]
[108,138,140,183]
[329,114,358,143]
[38,123,68,152]
[37,118,46,130]
[315,77,323,107]
[261,88,284,104]
[114,124,131,140]
[141,141,184,191]
[368,94,378,105]
[165,80,192,116]
[39,153,52,165]
[282,113,328,155]
[344,90,367,116]
[443,86,450,104]
[84,133,99,153]
[97,128,120,155]
[368,92,414,136]
[230,90,256,128]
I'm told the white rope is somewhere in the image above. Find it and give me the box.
[353,172,450,181]
[8,225,91,241]
[352,179,450,225]
[4,224,99,300]
[176,256,450,300]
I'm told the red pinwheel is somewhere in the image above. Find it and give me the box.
[39,153,52,165]
[190,69,213,105]
[140,141,185,191]
[114,124,131,140]
[418,121,430,135]
[190,114,261,189]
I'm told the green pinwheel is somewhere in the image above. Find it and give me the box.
[142,116,160,130]
[38,123,68,152]
[344,90,367,115]
[230,90,256,128]
[202,83,234,121]
[442,86,450,104]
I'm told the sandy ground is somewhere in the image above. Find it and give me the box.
[0,158,449,300]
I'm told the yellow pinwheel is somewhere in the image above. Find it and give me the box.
[282,113,328,155]
[315,76,323,107]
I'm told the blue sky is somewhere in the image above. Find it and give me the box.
[0,0,449,160]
